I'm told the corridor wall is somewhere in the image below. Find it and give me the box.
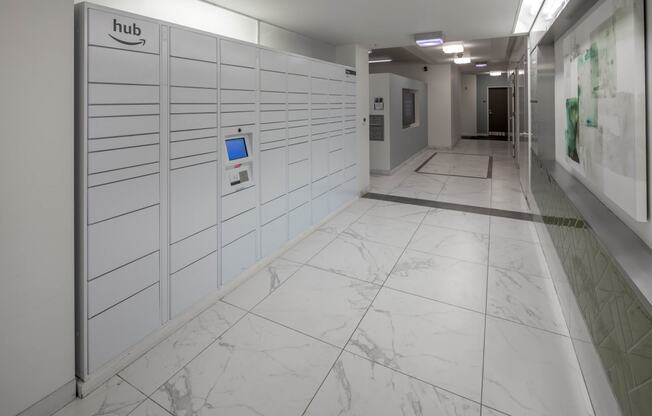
[75,2,358,388]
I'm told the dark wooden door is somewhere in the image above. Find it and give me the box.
[488,87,508,135]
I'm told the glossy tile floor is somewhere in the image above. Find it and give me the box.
[55,140,594,416]
[371,139,530,213]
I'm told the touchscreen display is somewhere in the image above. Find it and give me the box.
[225,137,248,161]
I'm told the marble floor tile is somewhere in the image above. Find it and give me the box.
[119,301,245,395]
[490,181,530,212]
[409,224,489,264]
[489,237,550,278]
[487,267,568,335]
[282,230,336,264]
[483,317,594,416]
[309,233,404,284]
[389,173,447,201]
[422,208,491,235]
[490,217,540,243]
[364,201,430,224]
[482,406,510,416]
[344,197,378,216]
[253,265,379,347]
[129,399,171,416]
[306,351,481,416]
[53,376,144,416]
[319,210,363,234]
[344,214,419,248]
[346,288,485,401]
[151,314,340,416]
[221,259,302,310]
[386,250,487,312]
[440,176,492,196]
[438,192,492,208]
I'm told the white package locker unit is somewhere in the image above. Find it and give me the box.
[75,2,358,382]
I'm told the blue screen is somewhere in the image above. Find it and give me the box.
[225,137,248,161]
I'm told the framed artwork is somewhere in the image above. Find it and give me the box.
[561,0,647,221]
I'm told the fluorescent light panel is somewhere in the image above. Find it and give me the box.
[369,58,392,64]
[513,0,544,33]
[490,71,502,76]
[442,42,464,54]
[415,31,444,47]
[475,62,488,68]
[454,57,471,64]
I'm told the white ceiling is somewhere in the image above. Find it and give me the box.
[369,35,526,73]
[206,0,523,48]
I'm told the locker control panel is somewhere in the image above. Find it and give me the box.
[222,134,254,193]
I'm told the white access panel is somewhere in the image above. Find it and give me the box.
[88,284,160,372]
[261,214,288,257]
[170,252,218,317]
[260,146,287,204]
[222,231,257,284]
[170,162,218,243]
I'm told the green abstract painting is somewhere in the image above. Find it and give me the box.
[578,45,598,128]
[565,97,580,163]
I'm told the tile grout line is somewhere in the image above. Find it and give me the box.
[142,305,252,409]
[299,199,429,415]
[480,212,492,414]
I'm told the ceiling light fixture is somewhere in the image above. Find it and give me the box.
[369,58,392,64]
[513,0,544,33]
[442,42,464,54]
[540,0,566,19]
[454,57,471,64]
[475,62,488,68]
[415,31,444,47]
[490,71,503,76]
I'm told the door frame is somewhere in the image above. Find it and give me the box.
[486,86,512,136]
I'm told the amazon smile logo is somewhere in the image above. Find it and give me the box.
[109,18,146,46]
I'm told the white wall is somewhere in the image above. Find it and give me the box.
[369,74,392,172]
[0,0,76,415]
[461,74,478,135]
[450,65,462,147]
[370,62,456,149]
[552,0,652,249]
[73,0,258,42]
[369,73,428,173]
[259,22,336,62]
[335,44,370,193]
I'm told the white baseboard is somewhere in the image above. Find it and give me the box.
[18,380,76,416]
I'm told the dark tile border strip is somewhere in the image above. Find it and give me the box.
[414,152,438,172]
[415,152,493,179]
[363,193,588,229]
[363,192,535,221]
[486,156,493,179]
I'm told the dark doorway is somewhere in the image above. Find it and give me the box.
[488,87,509,136]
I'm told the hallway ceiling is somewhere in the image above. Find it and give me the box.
[204,0,522,48]
[370,35,526,74]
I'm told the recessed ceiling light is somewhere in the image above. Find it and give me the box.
[442,42,464,54]
[475,62,488,68]
[454,57,471,64]
[513,0,544,33]
[415,31,444,47]
[490,71,503,76]
[369,58,392,64]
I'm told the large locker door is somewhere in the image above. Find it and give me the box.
[169,28,219,318]
[220,39,260,285]
[84,9,163,373]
